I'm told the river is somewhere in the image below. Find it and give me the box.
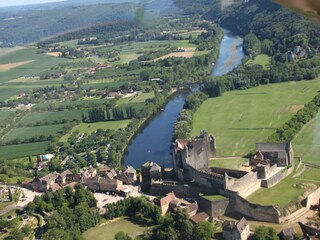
[123,29,244,168]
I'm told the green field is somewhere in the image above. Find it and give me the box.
[192,80,320,157]
[0,111,13,124]
[210,158,249,170]
[60,120,131,142]
[19,110,84,126]
[246,54,271,70]
[83,217,151,240]
[293,112,320,165]
[0,48,67,84]
[0,141,49,160]
[2,124,65,143]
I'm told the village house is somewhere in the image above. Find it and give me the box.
[29,170,81,192]
[118,166,137,185]
[222,217,250,240]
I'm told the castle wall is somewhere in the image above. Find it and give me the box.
[302,187,320,209]
[261,167,292,188]
[231,195,281,223]
[198,195,230,218]
[226,172,261,198]
[149,182,208,198]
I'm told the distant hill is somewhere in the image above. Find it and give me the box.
[0,2,141,47]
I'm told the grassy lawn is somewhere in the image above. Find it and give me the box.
[210,158,249,170]
[246,173,313,208]
[0,141,49,160]
[246,54,271,70]
[192,79,320,157]
[60,120,131,142]
[0,111,13,124]
[2,124,65,143]
[19,110,84,126]
[83,217,152,240]
[293,112,320,165]
[295,168,320,183]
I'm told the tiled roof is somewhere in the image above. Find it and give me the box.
[190,212,209,224]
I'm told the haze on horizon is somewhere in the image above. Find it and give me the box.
[0,0,65,7]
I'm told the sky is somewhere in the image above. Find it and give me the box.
[0,0,65,7]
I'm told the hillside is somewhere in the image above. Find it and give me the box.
[0,2,141,47]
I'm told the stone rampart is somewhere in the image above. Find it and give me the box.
[302,187,320,209]
[261,167,292,188]
[227,172,261,197]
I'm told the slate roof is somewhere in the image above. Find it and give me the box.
[256,143,289,152]
[124,166,136,174]
[150,163,161,172]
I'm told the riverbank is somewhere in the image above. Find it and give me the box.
[123,29,244,168]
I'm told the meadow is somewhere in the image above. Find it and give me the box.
[191,79,320,157]
[0,111,13,125]
[246,54,271,70]
[0,141,49,160]
[2,124,65,143]
[83,217,151,240]
[293,112,320,165]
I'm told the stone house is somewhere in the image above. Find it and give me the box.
[222,217,250,240]
[251,142,294,167]
[32,172,60,192]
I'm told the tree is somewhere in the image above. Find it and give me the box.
[253,226,279,240]
[243,33,261,56]
[192,221,214,240]
[115,231,133,240]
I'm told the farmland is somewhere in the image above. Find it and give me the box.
[18,110,84,126]
[0,48,67,84]
[0,142,49,160]
[191,79,320,157]
[293,112,320,165]
[2,124,65,143]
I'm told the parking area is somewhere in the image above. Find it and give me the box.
[16,188,42,208]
